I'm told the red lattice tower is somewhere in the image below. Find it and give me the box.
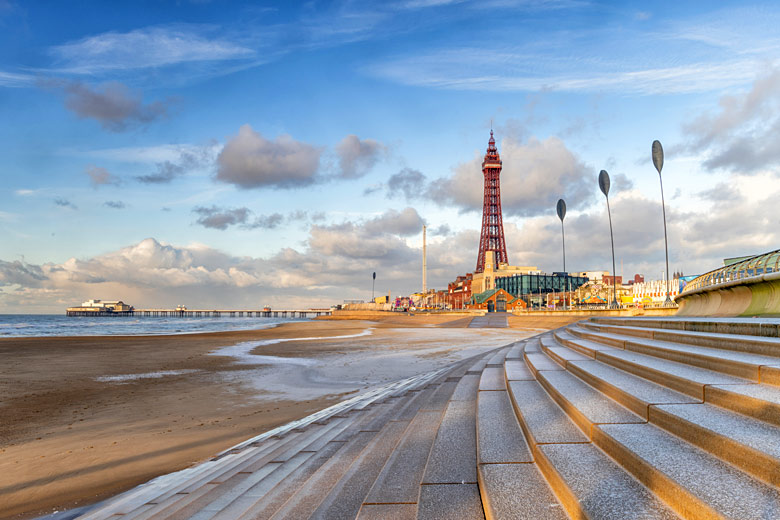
[476,130,508,272]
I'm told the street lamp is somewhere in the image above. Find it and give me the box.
[372,271,376,302]
[652,140,674,307]
[599,170,619,309]
[557,198,567,311]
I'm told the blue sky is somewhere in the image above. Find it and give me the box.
[1,0,780,312]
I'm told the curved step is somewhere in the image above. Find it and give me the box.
[595,422,780,520]
[571,326,780,383]
[535,443,681,520]
[649,402,780,486]
[582,321,780,357]
[506,336,682,519]
[561,332,749,399]
[533,359,644,438]
[592,317,780,338]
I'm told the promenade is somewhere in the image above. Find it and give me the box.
[58,315,780,519]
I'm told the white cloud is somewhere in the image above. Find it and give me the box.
[0,209,429,311]
[216,124,323,189]
[0,70,35,87]
[683,69,780,174]
[86,165,121,187]
[54,80,171,132]
[335,134,385,178]
[370,51,759,95]
[49,25,254,74]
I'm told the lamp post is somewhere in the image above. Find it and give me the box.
[557,198,567,310]
[652,140,674,307]
[372,271,376,302]
[599,170,619,309]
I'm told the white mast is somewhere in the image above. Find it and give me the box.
[422,225,427,294]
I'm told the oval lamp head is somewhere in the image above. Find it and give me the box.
[556,198,566,221]
[652,140,664,174]
[373,271,376,280]
[599,170,610,197]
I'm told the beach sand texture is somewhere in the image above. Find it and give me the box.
[0,314,578,519]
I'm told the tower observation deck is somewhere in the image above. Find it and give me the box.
[476,130,508,272]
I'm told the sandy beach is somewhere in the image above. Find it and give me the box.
[0,314,579,519]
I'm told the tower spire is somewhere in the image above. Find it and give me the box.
[476,130,508,272]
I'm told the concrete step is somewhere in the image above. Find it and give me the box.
[450,374,480,401]
[592,317,780,338]
[595,422,780,520]
[180,416,363,520]
[130,419,352,519]
[393,386,438,421]
[185,451,316,520]
[420,381,459,412]
[535,442,680,520]
[565,358,699,419]
[539,335,589,367]
[705,382,780,426]
[535,363,644,438]
[524,350,565,376]
[507,379,588,446]
[477,389,532,464]
[568,325,627,348]
[132,462,283,520]
[357,504,417,519]
[469,356,490,373]
[560,328,750,399]
[362,410,444,505]
[423,400,478,485]
[479,366,507,391]
[305,421,411,520]
[553,329,620,357]
[288,373,460,518]
[114,429,313,519]
[267,429,380,519]
[418,484,484,520]
[506,341,526,359]
[221,442,344,520]
[504,359,534,381]
[583,320,780,357]
[487,347,511,366]
[592,345,749,400]
[649,402,780,486]
[572,327,780,383]
[478,463,567,520]
[78,438,283,519]
[524,337,542,352]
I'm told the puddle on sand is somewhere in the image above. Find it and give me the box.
[95,369,200,383]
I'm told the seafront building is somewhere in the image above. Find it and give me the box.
[631,277,681,304]
[66,299,134,315]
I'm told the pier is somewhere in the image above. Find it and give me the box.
[65,307,332,318]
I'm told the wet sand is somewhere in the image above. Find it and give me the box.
[0,314,576,519]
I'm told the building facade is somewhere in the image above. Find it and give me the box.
[631,278,681,304]
[495,272,589,307]
[468,288,526,312]
[447,273,473,309]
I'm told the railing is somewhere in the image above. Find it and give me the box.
[680,248,780,295]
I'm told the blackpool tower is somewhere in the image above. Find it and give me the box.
[476,130,508,272]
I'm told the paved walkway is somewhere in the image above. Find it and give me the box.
[468,312,509,328]
[56,316,780,519]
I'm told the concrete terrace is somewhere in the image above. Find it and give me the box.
[58,316,780,519]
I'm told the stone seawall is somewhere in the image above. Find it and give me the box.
[676,271,780,317]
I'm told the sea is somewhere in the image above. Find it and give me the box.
[0,314,307,337]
